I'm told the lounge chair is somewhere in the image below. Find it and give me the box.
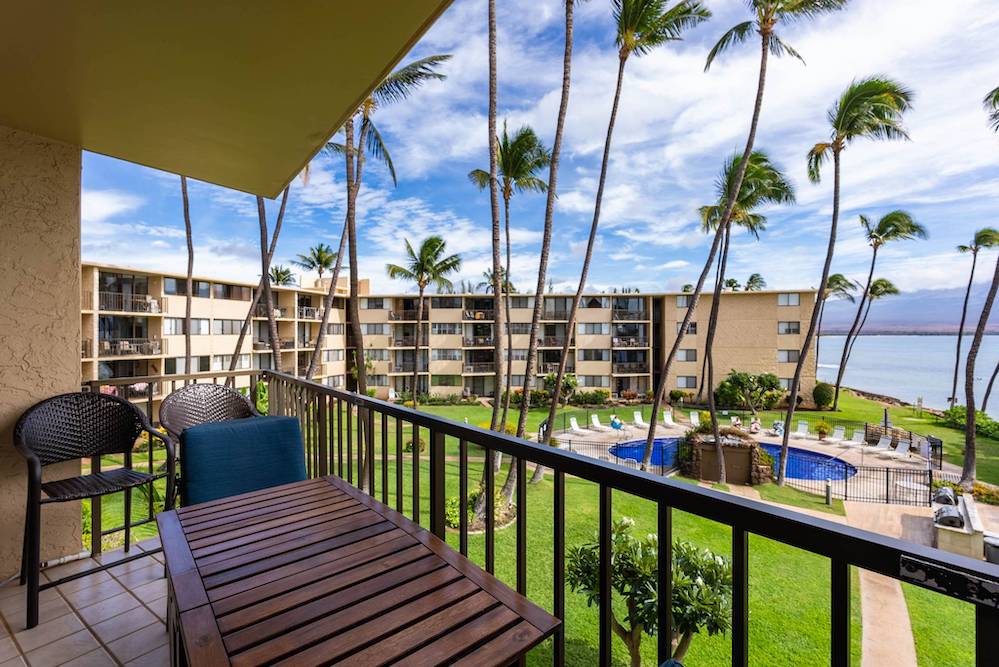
[869,436,892,454]
[689,411,701,428]
[591,414,612,431]
[663,409,677,428]
[825,426,846,444]
[769,420,785,437]
[840,430,865,448]
[881,439,911,460]
[621,458,640,469]
[633,411,649,428]
[790,421,810,439]
[569,417,588,435]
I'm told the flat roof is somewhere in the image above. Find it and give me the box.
[0,2,452,197]
[84,262,348,296]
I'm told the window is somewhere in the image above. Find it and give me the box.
[432,348,462,361]
[212,354,250,371]
[325,375,345,388]
[779,378,792,390]
[368,375,389,387]
[507,322,531,335]
[509,375,530,388]
[510,296,533,309]
[577,323,610,335]
[164,278,210,297]
[676,321,697,334]
[778,321,800,335]
[778,349,800,363]
[578,349,610,362]
[582,296,610,309]
[505,349,529,361]
[361,323,388,335]
[364,349,389,361]
[164,356,210,374]
[677,376,697,389]
[431,322,461,335]
[164,318,209,335]
[432,375,462,386]
[578,375,610,388]
[323,349,345,362]
[362,298,385,309]
[778,293,800,306]
[254,353,272,370]
[431,297,462,309]
[676,295,691,308]
[212,283,251,301]
[212,319,242,335]
[325,323,345,335]
[678,349,697,362]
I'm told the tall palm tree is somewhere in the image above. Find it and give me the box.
[269,265,296,286]
[180,176,194,377]
[961,254,999,488]
[816,272,856,361]
[386,236,462,408]
[841,277,898,370]
[745,273,766,291]
[470,122,550,427]
[257,196,283,371]
[985,85,999,132]
[304,220,348,380]
[722,278,741,291]
[833,211,926,409]
[778,76,914,485]
[949,228,999,407]
[546,0,711,458]
[643,0,847,473]
[292,243,337,282]
[694,150,795,480]
[486,0,504,431]
[681,283,694,292]
[983,362,999,413]
[477,268,515,293]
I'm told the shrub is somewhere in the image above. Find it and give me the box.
[813,382,834,409]
[507,389,551,407]
[942,405,999,440]
[444,496,464,528]
[365,387,377,397]
[758,447,775,469]
[570,389,610,406]
[476,421,516,436]
[815,419,832,438]
[404,437,426,453]
[714,379,742,409]
[645,390,655,401]
[621,390,639,401]
[931,479,999,505]
[668,389,694,404]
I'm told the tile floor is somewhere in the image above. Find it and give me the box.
[0,539,168,666]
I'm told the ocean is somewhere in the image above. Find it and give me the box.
[817,335,999,417]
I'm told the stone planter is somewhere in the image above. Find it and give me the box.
[687,429,773,485]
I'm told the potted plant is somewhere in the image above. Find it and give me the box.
[815,419,832,440]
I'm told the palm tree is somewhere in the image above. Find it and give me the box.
[546,0,711,462]
[841,278,898,372]
[816,272,856,361]
[693,150,795,480]
[745,273,766,291]
[292,243,337,282]
[778,76,914,485]
[985,85,999,132]
[833,211,926,409]
[386,237,462,409]
[477,268,515,293]
[471,123,550,427]
[722,278,741,291]
[485,0,504,431]
[949,228,999,407]
[681,283,693,292]
[984,362,999,413]
[962,254,999,488]
[256,196,283,371]
[304,220,348,380]
[269,265,296,286]
[180,176,194,377]
[643,0,847,474]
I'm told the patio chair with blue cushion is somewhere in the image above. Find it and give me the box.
[179,415,307,506]
[159,382,259,442]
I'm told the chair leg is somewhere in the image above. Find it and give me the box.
[26,490,41,629]
[19,499,30,586]
[123,488,132,553]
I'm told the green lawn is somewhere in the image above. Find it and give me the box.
[902,583,974,667]
[756,482,846,516]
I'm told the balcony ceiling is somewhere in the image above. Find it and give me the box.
[0,1,451,197]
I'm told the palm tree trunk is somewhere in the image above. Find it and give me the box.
[844,298,874,367]
[181,176,194,378]
[500,193,514,429]
[951,252,978,407]
[961,255,999,488]
[704,222,733,483]
[780,148,841,485]
[413,286,425,409]
[696,250,723,404]
[487,0,505,431]
[642,31,772,471]
[257,196,282,372]
[305,216,348,379]
[545,53,628,435]
[983,361,999,413]
[230,187,290,383]
[834,248,877,410]
[815,299,826,362]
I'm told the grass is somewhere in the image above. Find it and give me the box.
[902,583,974,666]
[756,482,846,516]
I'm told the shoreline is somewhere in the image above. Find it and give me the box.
[844,386,944,417]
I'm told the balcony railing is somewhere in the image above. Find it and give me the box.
[98,291,162,313]
[463,309,495,320]
[393,363,429,373]
[613,361,649,374]
[464,362,495,373]
[463,335,494,347]
[82,290,93,310]
[254,304,289,318]
[297,306,322,319]
[253,337,295,350]
[257,370,999,667]
[541,310,570,320]
[96,380,161,400]
[389,309,427,321]
[81,338,92,358]
[97,337,161,356]
[613,336,649,347]
[539,336,572,347]
[541,362,575,374]
[392,337,417,347]
[612,309,647,321]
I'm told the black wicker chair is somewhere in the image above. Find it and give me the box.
[158,382,259,441]
[13,392,175,629]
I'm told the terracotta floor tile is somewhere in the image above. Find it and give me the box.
[113,566,163,590]
[98,554,156,574]
[59,648,117,667]
[60,579,125,610]
[124,643,168,667]
[106,622,167,664]
[145,597,167,622]
[0,657,26,667]
[38,559,99,582]
[0,638,17,662]
[91,606,158,644]
[52,570,110,595]
[135,538,161,552]
[77,592,141,625]
[130,579,166,603]
[0,596,71,631]
[0,588,60,619]
[12,611,83,652]
[23,629,99,667]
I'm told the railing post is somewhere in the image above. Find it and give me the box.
[657,501,673,663]
[831,559,850,667]
[977,605,999,664]
[598,484,612,666]
[731,526,749,667]
[429,429,446,539]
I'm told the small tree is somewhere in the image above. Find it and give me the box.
[544,372,577,407]
[813,381,834,409]
[724,371,783,416]
[567,517,732,665]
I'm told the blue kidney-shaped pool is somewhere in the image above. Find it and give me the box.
[608,438,856,481]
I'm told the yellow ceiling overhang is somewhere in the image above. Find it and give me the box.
[0,1,452,197]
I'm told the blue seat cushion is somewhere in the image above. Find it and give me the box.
[180,416,307,506]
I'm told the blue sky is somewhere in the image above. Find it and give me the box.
[82,0,999,297]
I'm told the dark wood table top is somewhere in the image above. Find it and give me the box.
[158,475,559,666]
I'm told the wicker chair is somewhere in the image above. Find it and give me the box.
[13,392,175,629]
[158,383,259,441]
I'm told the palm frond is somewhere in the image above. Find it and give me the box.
[615,0,711,58]
[373,54,451,107]
[362,120,397,186]
[806,142,832,183]
[778,0,850,22]
[984,86,999,132]
[832,76,915,144]
[386,263,417,281]
[705,21,754,71]
[323,141,347,158]
[468,169,491,190]
[973,227,999,250]
[768,34,805,64]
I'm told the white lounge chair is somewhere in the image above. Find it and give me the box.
[825,426,846,444]
[882,439,911,460]
[633,411,649,428]
[689,411,701,428]
[621,458,641,469]
[591,414,612,431]
[840,430,865,448]
[569,417,588,435]
[663,409,677,428]
[790,421,810,439]
[869,435,892,454]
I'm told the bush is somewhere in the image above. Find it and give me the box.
[931,479,999,505]
[815,419,832,438]
[365,387,377,397]
[404,437,426,453]
[445,496,464,528]
[570,389,610,406]
[507,389,551,407]
[669,389,694,404]
[942,405,999,440]
[422,393,477,406]
[714,379,742,409]
[621,390,639,401]
[813,382,834,409]
[645,390,655,401]
[476,421,516,436]
[758,447,775,469]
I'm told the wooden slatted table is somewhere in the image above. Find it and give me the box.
[158,476,559,666]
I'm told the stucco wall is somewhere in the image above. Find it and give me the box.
[0,125,82,577]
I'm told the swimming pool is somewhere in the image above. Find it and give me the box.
[609,438,857,481]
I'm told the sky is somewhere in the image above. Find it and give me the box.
[81,0,999,299]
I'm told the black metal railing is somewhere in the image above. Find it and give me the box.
[612,309,647,321]
[612,336,648,348]
[261,370,999,667]
[613,362,649,374]
[462,336,494,347]
[97,337,162,356]
[463,309,495,320]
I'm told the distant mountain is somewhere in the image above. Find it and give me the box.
[820,286,999,335]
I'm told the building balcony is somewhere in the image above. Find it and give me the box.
[254,304,290,318]
[541,362,575,374]
[81,337,92,358]
[254,338,295,350]
[464,362,496,373]
[392,363,429,373]
[389,309,427,321]
[463,335,494,347]
[97,337,162,356]
[612,309,647,321]
[463,309,494,321]
[538,336,572,348]
[613,362,649,374]
[541,310,570,321]
[297,306,322,319]
[96,380,161,400]
[98,291,162,313]
[613,336,649,348]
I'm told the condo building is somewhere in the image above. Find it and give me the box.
[81,263,817,407]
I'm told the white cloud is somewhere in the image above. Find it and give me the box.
[81,190,144,223]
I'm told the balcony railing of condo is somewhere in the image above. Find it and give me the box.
[97,337,162,356]
[613,361,649,374]
[257,370,999,667]
[81,338,92,358]
[463,362,496,373]
[98,291,162,313]
[389,309,428,321]
[297,306,322,320]
[463,335,495,347]
[612,336,649,348]
[254,304,289,319]
[463,309,495,321]
[393,362,429,373]
[253,337,295,350]
[541,362,575,374]
[612,309,647,321]
[392,337,419,348]
[541,310,570,321]
[539,336,573,347]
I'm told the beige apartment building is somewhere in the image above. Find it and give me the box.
[81,262,817,407]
